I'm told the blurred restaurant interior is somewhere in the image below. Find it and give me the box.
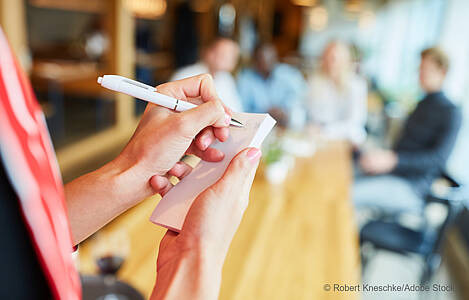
[1,0,469,299]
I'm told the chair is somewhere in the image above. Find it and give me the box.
[360,173,467,284]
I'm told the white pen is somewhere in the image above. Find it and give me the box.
[97,75,243,127]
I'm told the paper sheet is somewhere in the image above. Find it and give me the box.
[150,112,276,231]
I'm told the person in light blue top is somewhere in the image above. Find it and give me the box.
[237,44,307,128]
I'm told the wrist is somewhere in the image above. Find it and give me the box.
[98,155,155,207]
[153,245,222,300]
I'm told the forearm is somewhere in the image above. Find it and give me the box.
[64,157,153,244]
[151,249,222,300]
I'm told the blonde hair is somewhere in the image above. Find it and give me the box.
[320,40,353,90]
[421,47,449,73]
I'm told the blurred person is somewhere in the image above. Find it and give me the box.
[354,47,462,217]
[237,43,307,129]
[306,40,367,145]
[0,28,260,300]
[171,37,242,112]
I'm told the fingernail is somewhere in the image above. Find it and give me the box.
[201,135,210,149]
[246,148,261,162]
[225,114,231,126]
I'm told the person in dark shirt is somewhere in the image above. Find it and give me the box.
[354,47,462,216]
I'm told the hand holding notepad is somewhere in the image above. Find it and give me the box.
[150,112,276,231]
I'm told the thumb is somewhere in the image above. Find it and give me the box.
[176,100,230,138]
[214,147,262,201]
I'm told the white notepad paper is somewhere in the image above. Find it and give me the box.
[150,112,276,232]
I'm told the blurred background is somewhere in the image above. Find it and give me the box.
[1,0,469,299]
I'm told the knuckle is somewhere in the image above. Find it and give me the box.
[209,99,224,113]
[156,82,169,92]
[232,153,248,170]
[156,82,180,98]
[202,127,214,138]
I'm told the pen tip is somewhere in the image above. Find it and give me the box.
[230,118,244,127]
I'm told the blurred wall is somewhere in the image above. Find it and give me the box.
[27,6,94,48]
[0,0,28,69]
[441,0,469,184]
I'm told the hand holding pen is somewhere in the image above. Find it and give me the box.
[98,74,243,127]
[105,74,235,198]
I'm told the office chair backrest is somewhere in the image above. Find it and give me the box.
[426,172,466,256]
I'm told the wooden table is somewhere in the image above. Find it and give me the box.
[78,141,360,299]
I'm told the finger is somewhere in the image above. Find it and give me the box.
[213,127,230,142]
[158,74,230,111]
[159,182,174,196]
[196,126,229,145]
[189,146,225,162]
[195,127,216,151]
[155,74,232,124]
[179,148,261,237]
[214,148,262,196]
[182,99,229,129]
[174,100,230,140]
[168,161,193,178]
[149,175,170,194]
[225,106,233,116]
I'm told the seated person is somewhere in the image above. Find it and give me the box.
[306,40,368,146]
[237,43,306,128]
[171,37,243,112]
[354,47,462,217]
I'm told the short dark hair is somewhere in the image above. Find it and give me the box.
[421,47,449,72]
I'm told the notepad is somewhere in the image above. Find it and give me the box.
[150,112,276,232]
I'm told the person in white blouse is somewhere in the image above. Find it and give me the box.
[171,37,243,112]
[306,40,368,145]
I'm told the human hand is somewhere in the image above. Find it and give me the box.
[151,147,262,300]
[114,74,232,202]
[64,74,235,244]
[359,149,398,175]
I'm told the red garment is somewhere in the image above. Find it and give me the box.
[0,28,81,299]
